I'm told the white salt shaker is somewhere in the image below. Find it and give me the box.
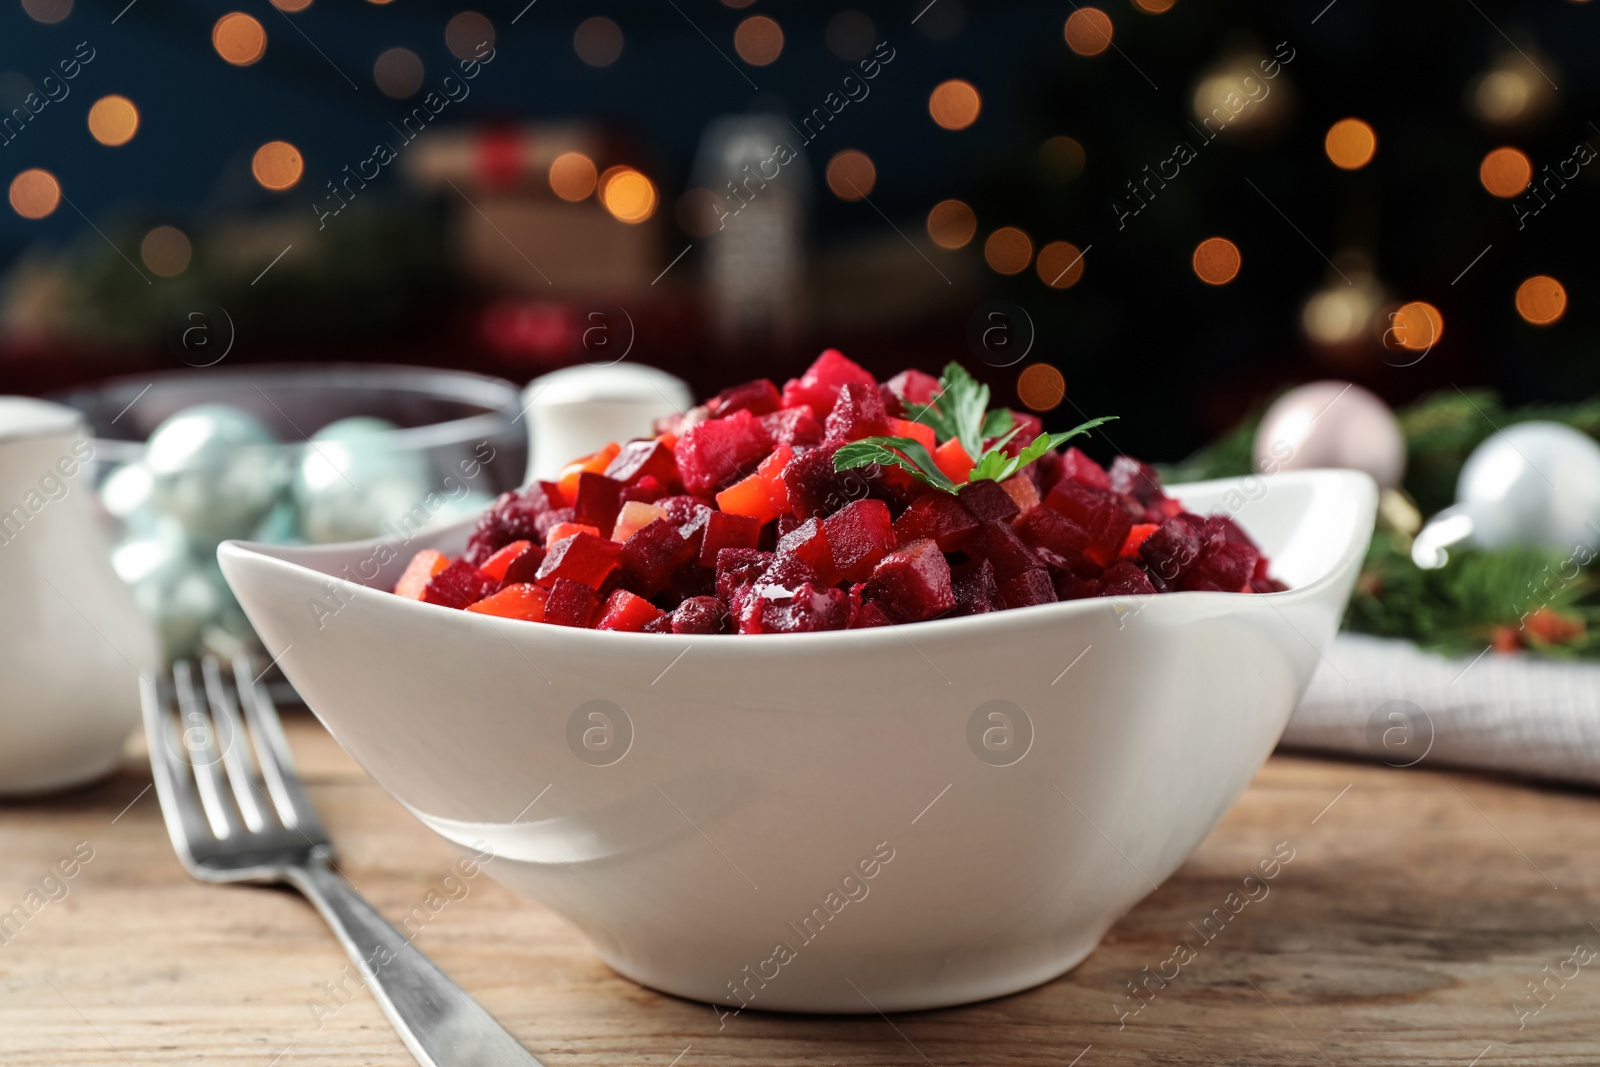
[0,398,159,794]
[521,364,694,483]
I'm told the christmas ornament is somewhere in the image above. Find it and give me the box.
[291,416,432,544]
[1412,420,1600,567]
[144,403,287,546]
[1252,380,1405,488]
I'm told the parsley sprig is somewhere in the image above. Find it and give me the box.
[833,362,1115,494]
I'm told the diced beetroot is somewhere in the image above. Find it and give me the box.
[1034,450,1066,496]
[884,368,941,410]
[823,382,891,444]
[1060,447,1111,491]
[619,518,696,594]
[850,598,895,629]
[618,474,670,505]
[464,483,561,564]
[964,521,1044,582]
[958,478,1021,523]
[605,439,680,489]
[597,589,666,632]
[953,559,1001,616]
[893,492,980,552]
[998,568,1057,611]
[782,444,876,520]
[761,406,825,449]
[753,583,852,633]
[780,349,877,418]
[1180,539,1259,592]
[422,559,499,609]
[544,577,600,627]
[480,539,534,582]
[1143,498,1186,524]
[1014,505,1099,577]
[1203,513,1260,551]
[642,614,675,634]
[573,472,624,532]
[1001,476,1041,515]
[1054,569,1099,601]
[671,595,729,634]
[535,531,622,590]
[1108,456,1165,507]
[666,557,717,601]
[534,506,576,542]
[1251,575,1290,594]
[712,379,782,417]
[864,539,955,623]
[777,517,839,584]
[715,548,773,601]
[499,542,547,586]
[1097,559,1158,598]
[1138,514,1204,584]
[675,506,714,556]
[995,411,1043,456]
[824,498,897,583]
[1046,479,1135,566]
[675,409,773,494]
[698,510,762,567]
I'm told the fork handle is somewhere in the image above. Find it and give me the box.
[288,861,545,1067]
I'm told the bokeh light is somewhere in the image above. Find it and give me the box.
[826,10,875,61]
[213,13,267,67]
[926,200,977,249]
[1038,136,1085,181]
[1017,364,1067,411]
[251,141,303,191]
[575,17,624,67]
[374,47,423,98]
[984,227,1033,275]
[825,150,876,200]
[445,12,495,62]
[1064,8,1113,56]
[549,152,598,201]
[1324,118,1376,170]
[1132,0,1175,11]
[599,166,657,223]
[140,226,192,277]
[1480,147,1532,197]
[87,95,139,147]
[1303,279,1381,346]
[21,0,72,23]
[721,0,755,7]
[734,16,784,66]
[1192,237,1241,285]
[1515,275,1566,325]
[1036,241,1086,288]
[270,0,312,10]
[1386,301,1443,352]
[929,79,981,131]
[9,169,60,220]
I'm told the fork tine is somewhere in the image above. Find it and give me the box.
[232,653,326,840]
[173,659,242,840]
[200,656,269,833]
[139,672,214,852]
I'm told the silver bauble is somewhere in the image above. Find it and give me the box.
[1252,380,1405,488]
[1458,421,1600,550]
[145,404,287,546]
[292,417,433,544]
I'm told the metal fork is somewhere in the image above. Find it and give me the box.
[141,655,544,1067]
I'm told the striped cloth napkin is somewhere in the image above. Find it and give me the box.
[1284,633,1600,789]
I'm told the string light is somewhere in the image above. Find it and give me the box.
[825,150,876,200]
[1132,0,1175,11]
[575,17,624,67]
[926,200,976,249]
[140,226,192,277]
[1324,118,1376,170]
[1192,237,1241,285]
[8,169,60,219]
[1384,301,1443,352]
[1036,241,1085,288]
[599,166,656,223]
[1480,147,1532,197]
[1515,275,1566,325]
[373,47,423,98]
[21,0,72,23]
[549,152,598,201]
[984,227,1033,275]
[251,141,303,191]
[213,13,267,66]
[270,0,311,10]
[445,12,495,62]
[928,79,981,130]
[1038,135,1085,181]
[734,16,784,66]
[87,95,139,146]
[1064,8,1113,56]
[1017,364,1066,411]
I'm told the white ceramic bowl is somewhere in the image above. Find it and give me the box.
[219,468,1376,1013]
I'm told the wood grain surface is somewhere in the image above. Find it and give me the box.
[1,710,1596,1066]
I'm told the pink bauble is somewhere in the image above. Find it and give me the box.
[1252,380,1405,488]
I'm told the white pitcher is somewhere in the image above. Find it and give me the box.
[0,398,159,794]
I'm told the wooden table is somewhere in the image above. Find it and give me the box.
[2,710,1596,1066]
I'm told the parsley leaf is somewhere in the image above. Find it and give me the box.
[902,363,997,462]
[968,418,1118,483]
[833,437,959,493]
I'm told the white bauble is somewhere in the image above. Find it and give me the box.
[145,404,287,546]
[292,417,433,544]
[1458,421,1600,550]
[1253,380,1405,488]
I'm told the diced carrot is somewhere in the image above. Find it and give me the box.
[717,471,781,524]
[394,549,448,599]
[1120,523,1159,558]
[612,501,667,542]
[466,583,549,622]
[596,589,665,632]
[480,540,532,581]
[933,437,974,485]
[1001,476,1040,514]
[759,445,795,515]
[888,418,936,453]
[546,521,600,547]
[556,441,622,502]
[656,431,679,452]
